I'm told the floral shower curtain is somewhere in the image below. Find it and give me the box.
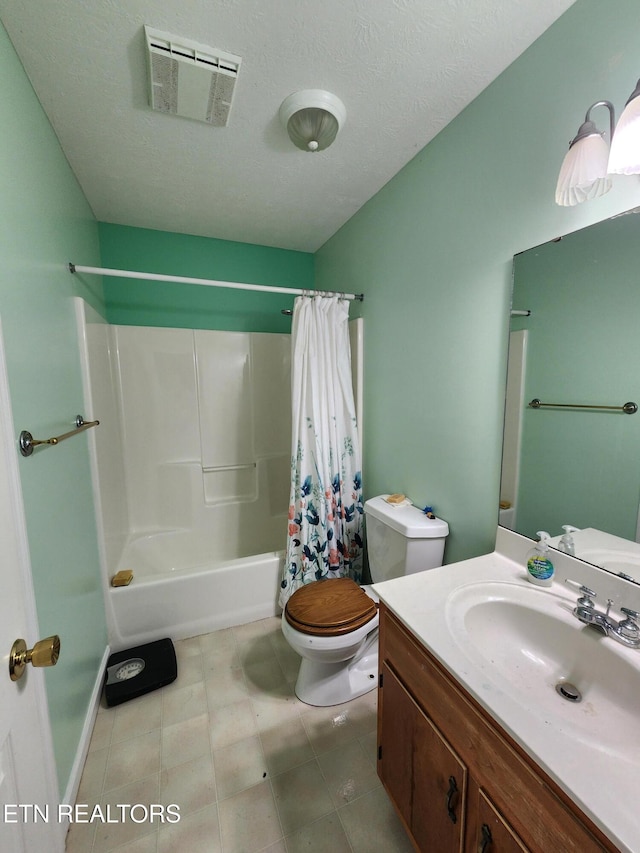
[279,296,363,607]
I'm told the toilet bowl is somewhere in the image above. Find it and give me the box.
[282,577,379,706]
[281,495,450,707]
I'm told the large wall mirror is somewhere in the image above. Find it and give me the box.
[500,208,640,580]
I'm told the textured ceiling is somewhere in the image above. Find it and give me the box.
[0,0,575,253]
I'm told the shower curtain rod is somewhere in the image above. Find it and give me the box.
[68,263,364,302]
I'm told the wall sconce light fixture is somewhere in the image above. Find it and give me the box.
[279,90,346,153]
[555,78,640,206]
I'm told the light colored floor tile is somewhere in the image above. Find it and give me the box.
[93,773,160,853]
[301,699,373,756]
[204,665,249,709]
[243,657,288,695]
[160,753,217,817]
[259,716,314,777]
[65,816,97,853]
[269,636,301,683]
[209,698,258,750]
[266,625,290,658]
[79,622,392,853]
[338,786,414,853]
[162,681,207,727]
[285,812,352,853]
[162,713,211,770]
[260,841,287,853]
[271,759,334,836]
[175,636,202,660]
[157,804,221,853]
[111,692,162,743]
[358,730,378,770]
[344,689,378,737]
[201,641,241,671]
[218,781,282,853]
[162,653,203,690]
[110,830,159,852]
[237,638,279,669]
[89,710,115,752]
[250,691,304,733]
[317,739,381,807]
[199,628,237,658]
[232,616,281,644]
[77,745,109,804]
[104,729,161,792]
[214,734,267,800]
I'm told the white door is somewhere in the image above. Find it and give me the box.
[0,320,62,852]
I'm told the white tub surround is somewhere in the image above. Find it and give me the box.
[76,302,290,647]
[76,300,364,650]
[373,526,640,853]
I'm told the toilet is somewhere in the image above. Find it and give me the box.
[281,495,449,706]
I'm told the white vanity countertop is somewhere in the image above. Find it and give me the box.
[373,527,640,853]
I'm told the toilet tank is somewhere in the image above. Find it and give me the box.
[364,495,449,582]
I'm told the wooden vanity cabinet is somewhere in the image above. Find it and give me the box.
[377,605,618,853]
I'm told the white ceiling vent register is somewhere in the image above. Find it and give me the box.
[144,26,241,126]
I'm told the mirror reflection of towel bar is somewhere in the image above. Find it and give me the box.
[529,399,637,414]
[19,415,100,457]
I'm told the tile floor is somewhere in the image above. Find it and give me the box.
[65,617,414,853]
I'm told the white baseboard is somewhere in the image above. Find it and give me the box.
[62,645,110,811]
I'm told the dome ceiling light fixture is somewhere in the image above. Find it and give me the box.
[279,90,346,153]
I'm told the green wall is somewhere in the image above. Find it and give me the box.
[513,214,640,540]
[315,0,640,564]
[0,22,106,794]
[100,223,314,333]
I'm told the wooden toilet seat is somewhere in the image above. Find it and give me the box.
[284,577,378,637]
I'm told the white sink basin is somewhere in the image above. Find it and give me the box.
[445,581,640,757]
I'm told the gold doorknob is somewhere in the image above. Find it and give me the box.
[9,635,61,682]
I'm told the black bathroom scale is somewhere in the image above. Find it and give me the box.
[104,638,177,707]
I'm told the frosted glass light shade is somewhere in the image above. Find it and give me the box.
[608,81,640,175]
[555,133,612,206]
[279,90,346,152]
[286,108,339,152]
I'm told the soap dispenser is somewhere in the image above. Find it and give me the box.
[526,531,555,587]
[557,525,579,556]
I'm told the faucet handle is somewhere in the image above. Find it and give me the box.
[618,607,640,641]
[565,580,596,607]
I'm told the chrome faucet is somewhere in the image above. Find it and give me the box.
[567,582,640,649]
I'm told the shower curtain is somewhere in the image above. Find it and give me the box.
[279,296,363,607]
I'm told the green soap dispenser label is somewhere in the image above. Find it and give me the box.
[527,555,554,580]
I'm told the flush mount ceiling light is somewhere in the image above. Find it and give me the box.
[279,90,346,152]
[555,77,640,206]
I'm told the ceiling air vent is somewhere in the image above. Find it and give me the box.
[144,26,241,126]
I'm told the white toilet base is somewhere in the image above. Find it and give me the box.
[293,634,379,706]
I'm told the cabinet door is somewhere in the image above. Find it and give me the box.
[466,785,529,853]
[379,663,467,853]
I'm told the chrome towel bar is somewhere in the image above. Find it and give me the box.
[19,415,100,457]
[529,399,637,414]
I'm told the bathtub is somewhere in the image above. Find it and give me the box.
[106,530,284,650]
